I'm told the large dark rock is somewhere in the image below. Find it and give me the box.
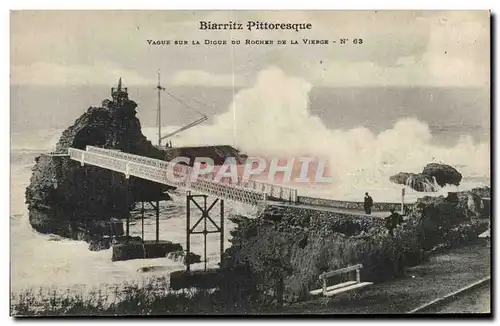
[389,163,462,192]
[422,163,462,187]
[389,172,437,192]
[25,85,173,241]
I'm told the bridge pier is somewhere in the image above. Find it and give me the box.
[156,199,159,242]
[125,178,130,237]
[185,191,224,271]
[135,200,160,242]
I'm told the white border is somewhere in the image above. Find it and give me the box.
[3,1,497,10]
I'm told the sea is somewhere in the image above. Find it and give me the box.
[10,73,491,294]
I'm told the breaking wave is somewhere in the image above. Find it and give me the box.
[143,67,490,202]
[11,67,490,202]
[9,66,490,292]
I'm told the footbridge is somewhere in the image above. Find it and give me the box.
[65,146,410,272]
[68,145,304,270]
[68,146,298,206]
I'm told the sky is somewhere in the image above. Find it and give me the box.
[10,10,490,88]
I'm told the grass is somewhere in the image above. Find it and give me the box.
[11,238,489,316]
[279,243,491,314]
[11,276,255,316]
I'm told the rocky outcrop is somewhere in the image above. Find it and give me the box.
[461,186,490,218]
[422,163,462,187]
[470,186,491,199]
[389,172,437,192]
[390,163,462,192]
[220,188,489,305]
[25,85,173,240]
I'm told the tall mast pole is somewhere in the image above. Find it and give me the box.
[157,71,162,147]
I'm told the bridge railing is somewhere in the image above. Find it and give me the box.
[70,147,129,174]
[84,146,298,203]
[69,147,267,206]
[237,180,298,203]
[191,171,298,203]
[86,146,172,170]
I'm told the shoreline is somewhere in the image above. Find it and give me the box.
[10,148,491,301]
[10,160,491,294]
[10,242,491,315]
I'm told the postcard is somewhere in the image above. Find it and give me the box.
[10,10,491,316]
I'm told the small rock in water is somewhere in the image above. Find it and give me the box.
[166,250,184,261]
[137,266,168,273]
[88,237,112,251]
[166,250,202,265]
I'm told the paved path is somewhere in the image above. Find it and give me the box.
[264,201,391,218]
[277,244,490,314]
[431,282,491,314]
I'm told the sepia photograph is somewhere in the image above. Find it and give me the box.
[9,9,491,316]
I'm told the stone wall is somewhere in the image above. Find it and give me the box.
[297,195,410,212]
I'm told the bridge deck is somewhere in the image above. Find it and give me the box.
[68,146,298,206]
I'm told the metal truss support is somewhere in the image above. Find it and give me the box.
[185,191,224,272]
[136,200,160,242]
[156,200,159,242]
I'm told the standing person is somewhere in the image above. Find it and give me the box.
[364,192,373,215]
[385,208,404,236]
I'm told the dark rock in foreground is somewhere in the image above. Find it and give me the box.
[470,186,491,199]
[390,163,463,192]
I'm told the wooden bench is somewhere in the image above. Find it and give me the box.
[310,264,373,297]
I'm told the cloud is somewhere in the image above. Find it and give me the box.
[300,54,488,87]
[10,62,154,86]
[10,10,489,88]
[423,54,489,87]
